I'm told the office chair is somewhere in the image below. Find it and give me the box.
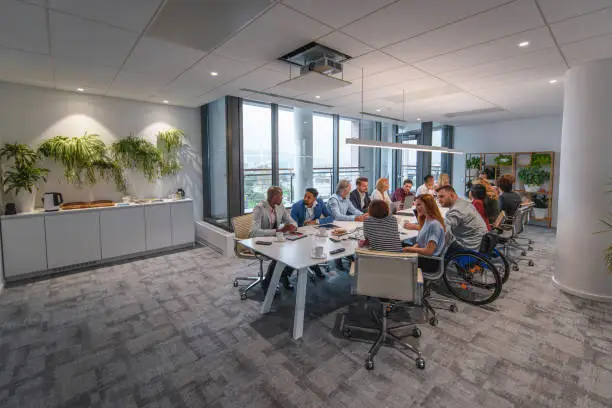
[340,249,426,371]
[494,206,535,271]
[231,213,268,300]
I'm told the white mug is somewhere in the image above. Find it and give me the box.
[276,232,285,242]
[314,245,324,258]
[317,228,327,237]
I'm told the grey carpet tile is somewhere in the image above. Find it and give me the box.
[1,229,612,408]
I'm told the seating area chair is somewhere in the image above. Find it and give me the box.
[231,213,268,300]
[340,249,426,371]
[494,205,535,271]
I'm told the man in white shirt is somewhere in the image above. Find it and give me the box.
[416,174,436,196]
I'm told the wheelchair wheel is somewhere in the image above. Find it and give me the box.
[489,249,510,284]
[443,251,502,306]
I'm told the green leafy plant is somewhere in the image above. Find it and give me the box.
[157,129,183,177]
[38,133,126,192]
[0,143,49,195]
[597,178,612,272]
[533,194,548,209]
[531,153,551,167]
[111,136,163,182]
[494,154,513,166]
[518,165,550,186]
[466,156,482,169]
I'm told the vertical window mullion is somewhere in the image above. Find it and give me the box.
[271,103,279,186]
[332,114,339,188]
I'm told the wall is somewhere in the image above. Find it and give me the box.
[0,82,202,219]
[452,115,562,226]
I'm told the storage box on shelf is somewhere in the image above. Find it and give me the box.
[0,199,195,281]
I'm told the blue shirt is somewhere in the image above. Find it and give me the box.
[415,219,445,256]
[290,198,334,227]
[327,193,363,221]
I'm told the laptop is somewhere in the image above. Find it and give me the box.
[403,195,415,209]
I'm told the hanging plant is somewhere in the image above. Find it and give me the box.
[157,129,183,177]
[531,153,551,167]
[494,154,513,166]
[466,156,482,169]
[111,136,163,182]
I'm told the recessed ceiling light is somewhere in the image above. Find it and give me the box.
[518,41,529,47]
[163,100,169,104]
[417,117,422,121]
[315,95,320,99]
[376,109,382,112]
[210,72,218,76]
[76,88,84,92]
[549,79,557,84]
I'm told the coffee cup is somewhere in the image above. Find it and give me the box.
[317,228,327,237]
[314,245,324,258]
[276,232,285,242]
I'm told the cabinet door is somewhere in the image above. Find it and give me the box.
[171,201,194,246]
[1,216,47,278]
[145,204,172,251]
[45,211,101,269]
[100,207,146,259]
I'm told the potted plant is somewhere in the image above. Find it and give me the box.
[532,194,548,219]
[518,165,550,192]
[494,154,513,166]
[0,143,49,213]
[466,156,482,177]
[531,153,551,167]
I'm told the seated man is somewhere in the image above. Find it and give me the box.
[291,187,334,279]
[416,174,436,196]
[349,176,371,213]
[391,178,415,209]
[328,179,368,222]
[436,185,488,255]
[251,186,297,293]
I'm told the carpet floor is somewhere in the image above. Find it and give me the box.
[1,228,611,408]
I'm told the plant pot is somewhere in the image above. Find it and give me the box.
[14,188,37,213]
[533,208,547,219]
[524,184,540,193]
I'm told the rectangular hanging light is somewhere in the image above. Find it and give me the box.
[345,138,464,154]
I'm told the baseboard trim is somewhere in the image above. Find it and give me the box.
[552,276,612,302]
[0,280,4,295]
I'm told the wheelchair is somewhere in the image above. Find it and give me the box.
[442,233,503,306]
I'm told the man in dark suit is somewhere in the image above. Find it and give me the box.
[349,176,371,213]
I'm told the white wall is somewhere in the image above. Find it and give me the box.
[452,115,562,226]
[0,82,202,219]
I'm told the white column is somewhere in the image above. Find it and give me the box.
[553,57,612,301]
[293,108,313,199]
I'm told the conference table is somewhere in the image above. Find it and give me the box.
[240,212,429,340]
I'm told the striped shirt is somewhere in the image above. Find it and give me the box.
[363,215,403,252]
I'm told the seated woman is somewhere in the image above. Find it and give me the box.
[472,178,499,224]
[497,174,521,219]
[370,178,393,210]
[402,194,446,272]
[362,200,403,252]
[469,184,491,231]
[435,173,450,189]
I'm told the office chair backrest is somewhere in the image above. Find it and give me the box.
[232,213,254,255]
[354,249,420,302]
[492,210,506,229]
[479,232,499,253]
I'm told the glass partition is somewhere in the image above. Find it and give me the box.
[242,101,272,211]
[313,113,334,199]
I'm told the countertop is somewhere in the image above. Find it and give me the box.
[0,198,193,220]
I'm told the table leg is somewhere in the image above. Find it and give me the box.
[292,267,308,340]
[260,261,285,314]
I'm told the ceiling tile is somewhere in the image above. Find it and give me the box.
[362,65,427,89]
[438,47,565,83]
[0,0,48,54]
[317,31,374,59]
[455,62,567,91]
[341,0,511,48]
[50,11,139,68]
[413,26,555,75]
[562,32,612,66]
[107,70,164,99]
[344,51,404,77]
[281,0,396,28]
[537,0,612,24]
[123,37,206,79]
[0,47,53,87]
[228,67,290,91]
[215,4,333,65]
[54,59,118,93]
[383,0,544,63]
[551,7,612,44]
[48,0,163,33]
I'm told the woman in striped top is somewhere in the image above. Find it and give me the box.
[362,200,403,252]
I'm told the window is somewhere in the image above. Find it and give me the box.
[339,117,367,187]
[278,107,296,205]
[313,113,334,199]
[397,124,419,188]
[242,101,272,212]
[380,122,394,185]
[431,129,443,181]
[206,97,229,224]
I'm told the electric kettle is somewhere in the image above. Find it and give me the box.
[43,192,63,211]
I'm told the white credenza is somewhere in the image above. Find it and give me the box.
[0,199,194,281]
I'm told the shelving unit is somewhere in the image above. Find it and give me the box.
[464,151,555,228]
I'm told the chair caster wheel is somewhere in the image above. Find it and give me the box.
[528,260,535,266]
[343,328,352,338]
[233,280,239,287]
[240,292,247,300]
[528,246,534,251]
[521,251,527,256]
[412,327,421,338]
[449,304,458,313]
[429,317,438,327]
[512,265,519,271]
[365,359,374,370]
[416,357,425,369]
[528,240,534,244]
